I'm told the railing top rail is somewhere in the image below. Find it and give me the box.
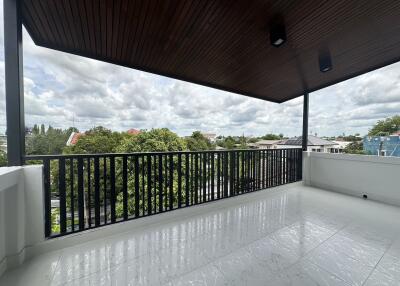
[24,148,302,160]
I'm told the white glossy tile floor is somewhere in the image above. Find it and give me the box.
[2,184,400,286]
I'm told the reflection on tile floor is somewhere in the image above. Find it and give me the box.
[1,184,400,286]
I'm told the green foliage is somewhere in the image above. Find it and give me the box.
[113,129,187,217]
[343,141,365,155]
[0,150,7,167]
[368,115,400,136]
[261,133,283,140]
[117,128,187,153]
[247,138,258,143]
[26,125,75,155]
[336,134,362,142]
[64,126,123,154]
[217,136,236,149]
[51,208,60,233]
[185,131,215,151]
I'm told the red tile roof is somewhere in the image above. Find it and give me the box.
[70,133,83,145]
[127,129,141,135]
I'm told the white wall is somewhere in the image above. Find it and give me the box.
[0,166,44,277]
[303,152,400,207]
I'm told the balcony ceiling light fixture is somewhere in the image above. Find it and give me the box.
[319,49,333,72]
[269,15,286,47]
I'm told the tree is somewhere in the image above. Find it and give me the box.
[0,150,7,167]
[64,126,123,154]
[116,128,187,153]
[216,136,235,149]
[115,128,187,217]
[40,124,46,135]
[32,124,40,135]
[26,125,75,155]
[261,133,282,140]
[368,115,400,136]
[343,142,365,155]
[185,131,215,151]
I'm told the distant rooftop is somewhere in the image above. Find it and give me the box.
[127,129,141,135]
[256,140,282,145]
[279,135,338,146]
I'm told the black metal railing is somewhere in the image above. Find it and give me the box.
[25,148,302,238]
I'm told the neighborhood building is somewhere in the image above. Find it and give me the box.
[277,135,341,153]
[201,132,217,143]
[363,133,400,157]
[248,140,282,149]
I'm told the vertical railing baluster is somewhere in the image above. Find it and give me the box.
[202,153,206,202]
[70,158,75,231]
[147,155,152,215]
[224,152,228,197]
[59,158,67,234]
[236,151,239,193]
[262,150,265,188]
[195,153,199,204]
[207,153,211,201]
[253,151,256,191]
[229,152,234,196]
[134,155,139,217]
[158,154,163,212]
[169,154,174,210]
[266,151,269,188]
[122,156,128,220]
[94,157,100,226]
[190,154,194,204]
[87,158,91,227]
[177,153,182,208]
[164,154,169,210]
[211,152,215,200]
[43,159,51,237]
[185,153,189,206]
[141,156,145,215]
[153,155,157,212]
[103,157,107,224]
[110,156,116,223]
[241,151,244,193]
[258,151,261,189]
[217,152,220,199]
[77,157,84,230]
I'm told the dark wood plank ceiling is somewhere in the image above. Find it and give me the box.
[21,0,400,103]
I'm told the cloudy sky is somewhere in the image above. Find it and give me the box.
[0,3,400,138]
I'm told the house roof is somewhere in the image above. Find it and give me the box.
[127,129,141,135]
[21,1,400,103]
[256,140,282,145]
[66,132,83,146]
[279,135,337,146]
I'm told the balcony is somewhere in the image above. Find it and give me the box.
[1,151,400,285]
[3,1,400,285]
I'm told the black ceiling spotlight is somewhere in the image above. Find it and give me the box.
[269,15,286,47]
[319,48,332,72]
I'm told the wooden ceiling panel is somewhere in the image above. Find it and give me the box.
[21,0,400,103]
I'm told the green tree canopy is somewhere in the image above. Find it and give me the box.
[26,125,75,155]
[116,128,187,153]
[261,133,282,140]
[185,131,215,151]
[343,142,365,155]
[0,150,7,167]
[368,115,400,136]
[64,126,124,154]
